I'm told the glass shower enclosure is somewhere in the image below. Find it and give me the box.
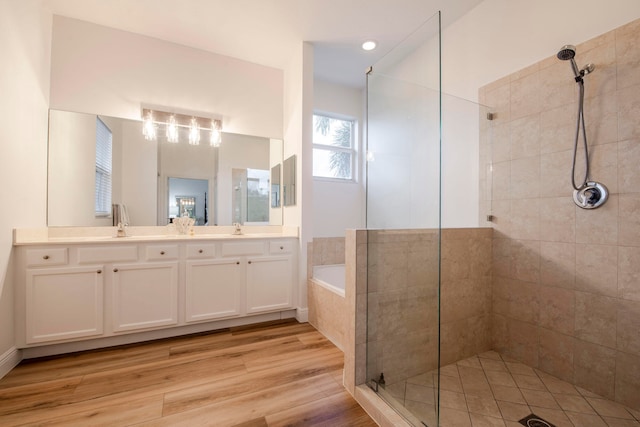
[365,11,442,426]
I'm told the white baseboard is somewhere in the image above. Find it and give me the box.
[296,307,309,323]
[0,347,22,380]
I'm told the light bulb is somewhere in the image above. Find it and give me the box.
[210,120,221,147]
[362,40,377,51]
[188,117,200,145]
[142,110,156,141]
[166,115,179,143]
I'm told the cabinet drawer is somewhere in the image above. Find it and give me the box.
[145,245,179,261]
[25,248,68,267]
[186,244,216,259]
[269,241,293,254]
[78,246,138,264]
[221,242,264,256]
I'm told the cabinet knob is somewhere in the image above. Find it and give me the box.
[248,261,252,264]
[198,249,203,253]
[236,261,240,265]
[160,251,165,255]
[280,246,284,250]
[97,270,102,274]
[42,255,50,260]
[113,268,118,273]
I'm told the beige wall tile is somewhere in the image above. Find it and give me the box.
[510,114,540,160]
[617,299,640,354]
[575,194,618,245]
[616,19,640,90]
[540,241,576,289]
[587,141,618,194]
[540,196,576,243]
[618,138,640,194]
[618,246,640,302]
[491,122,511,163]
[575,244,618,297]
[618,84,640,141]
[510,239,540,283]
[539,286,575,335]
[540,150,575,198]
[619,193,640,247]
[585,94,619,147]
[574,339,616,400]
[492,161,511,201]
[539,60,574,111]
[574,291,618,348]
[615,351,640,410]
[538,328,575,382]
[510,200,540,241]
[540,104,575,154]
[510,157,540,199]
[511,73,541,120]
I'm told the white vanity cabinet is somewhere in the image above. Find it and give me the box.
[185,258,243,322]
[111,244,180,332]
[25,265,104,344]
[111,261,179,332]
[14,234,298,350]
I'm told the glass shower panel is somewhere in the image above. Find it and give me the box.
[365,11,441,427]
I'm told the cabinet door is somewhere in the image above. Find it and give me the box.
[246,256,293,313]
[26,266,104,344]
[112,262,178,332]
[185,258,242,323]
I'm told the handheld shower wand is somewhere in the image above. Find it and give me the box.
[557,44,607,209]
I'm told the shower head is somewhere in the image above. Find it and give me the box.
[557,45,576,61]
[557,44,584,81]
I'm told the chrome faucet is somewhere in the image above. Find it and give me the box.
[116,222,127,237]
[233,222,242,235]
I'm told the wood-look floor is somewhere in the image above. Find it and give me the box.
[0,320,377,426]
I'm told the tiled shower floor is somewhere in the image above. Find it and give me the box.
[382,351,640,427]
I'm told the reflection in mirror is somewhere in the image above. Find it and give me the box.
[283,155,296,206]
[231,168,269,225]
[271,164,281,208]
[47,109,283,227]
[168,178,208,224]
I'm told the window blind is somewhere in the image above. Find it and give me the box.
[95,117,112,216]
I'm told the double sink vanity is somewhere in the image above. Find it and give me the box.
[13,226,298,357]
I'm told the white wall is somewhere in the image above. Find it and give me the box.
[0,0,51,371]
[442,0,640,102]
[49,15,283,139]
[312,79,365,237]
[283,42,314,316]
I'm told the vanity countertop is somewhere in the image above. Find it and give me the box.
[13,226,298,246]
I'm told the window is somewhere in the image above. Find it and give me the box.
[313,114,355,180]
[95,117,112,217]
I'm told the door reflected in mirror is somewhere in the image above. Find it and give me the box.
[232,168,270,224]
[283,155,296,207]
[168,178,208,225]
[271,164,281,208]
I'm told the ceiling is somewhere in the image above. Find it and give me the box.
[43,0,484,88]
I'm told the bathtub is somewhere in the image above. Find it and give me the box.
[311,264,346,297]
[308,264,346,350]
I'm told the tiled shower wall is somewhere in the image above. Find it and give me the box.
[365,228,492,387]
[479,18,640,409]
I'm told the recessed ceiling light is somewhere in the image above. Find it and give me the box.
[362,40,377,51]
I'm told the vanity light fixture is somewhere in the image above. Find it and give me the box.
[141,108,222,146]
[362,40,377,51]
[188,117,200,145]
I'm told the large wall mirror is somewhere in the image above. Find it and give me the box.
[47,109,283,227]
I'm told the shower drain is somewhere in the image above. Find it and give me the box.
[518,413,556,427]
